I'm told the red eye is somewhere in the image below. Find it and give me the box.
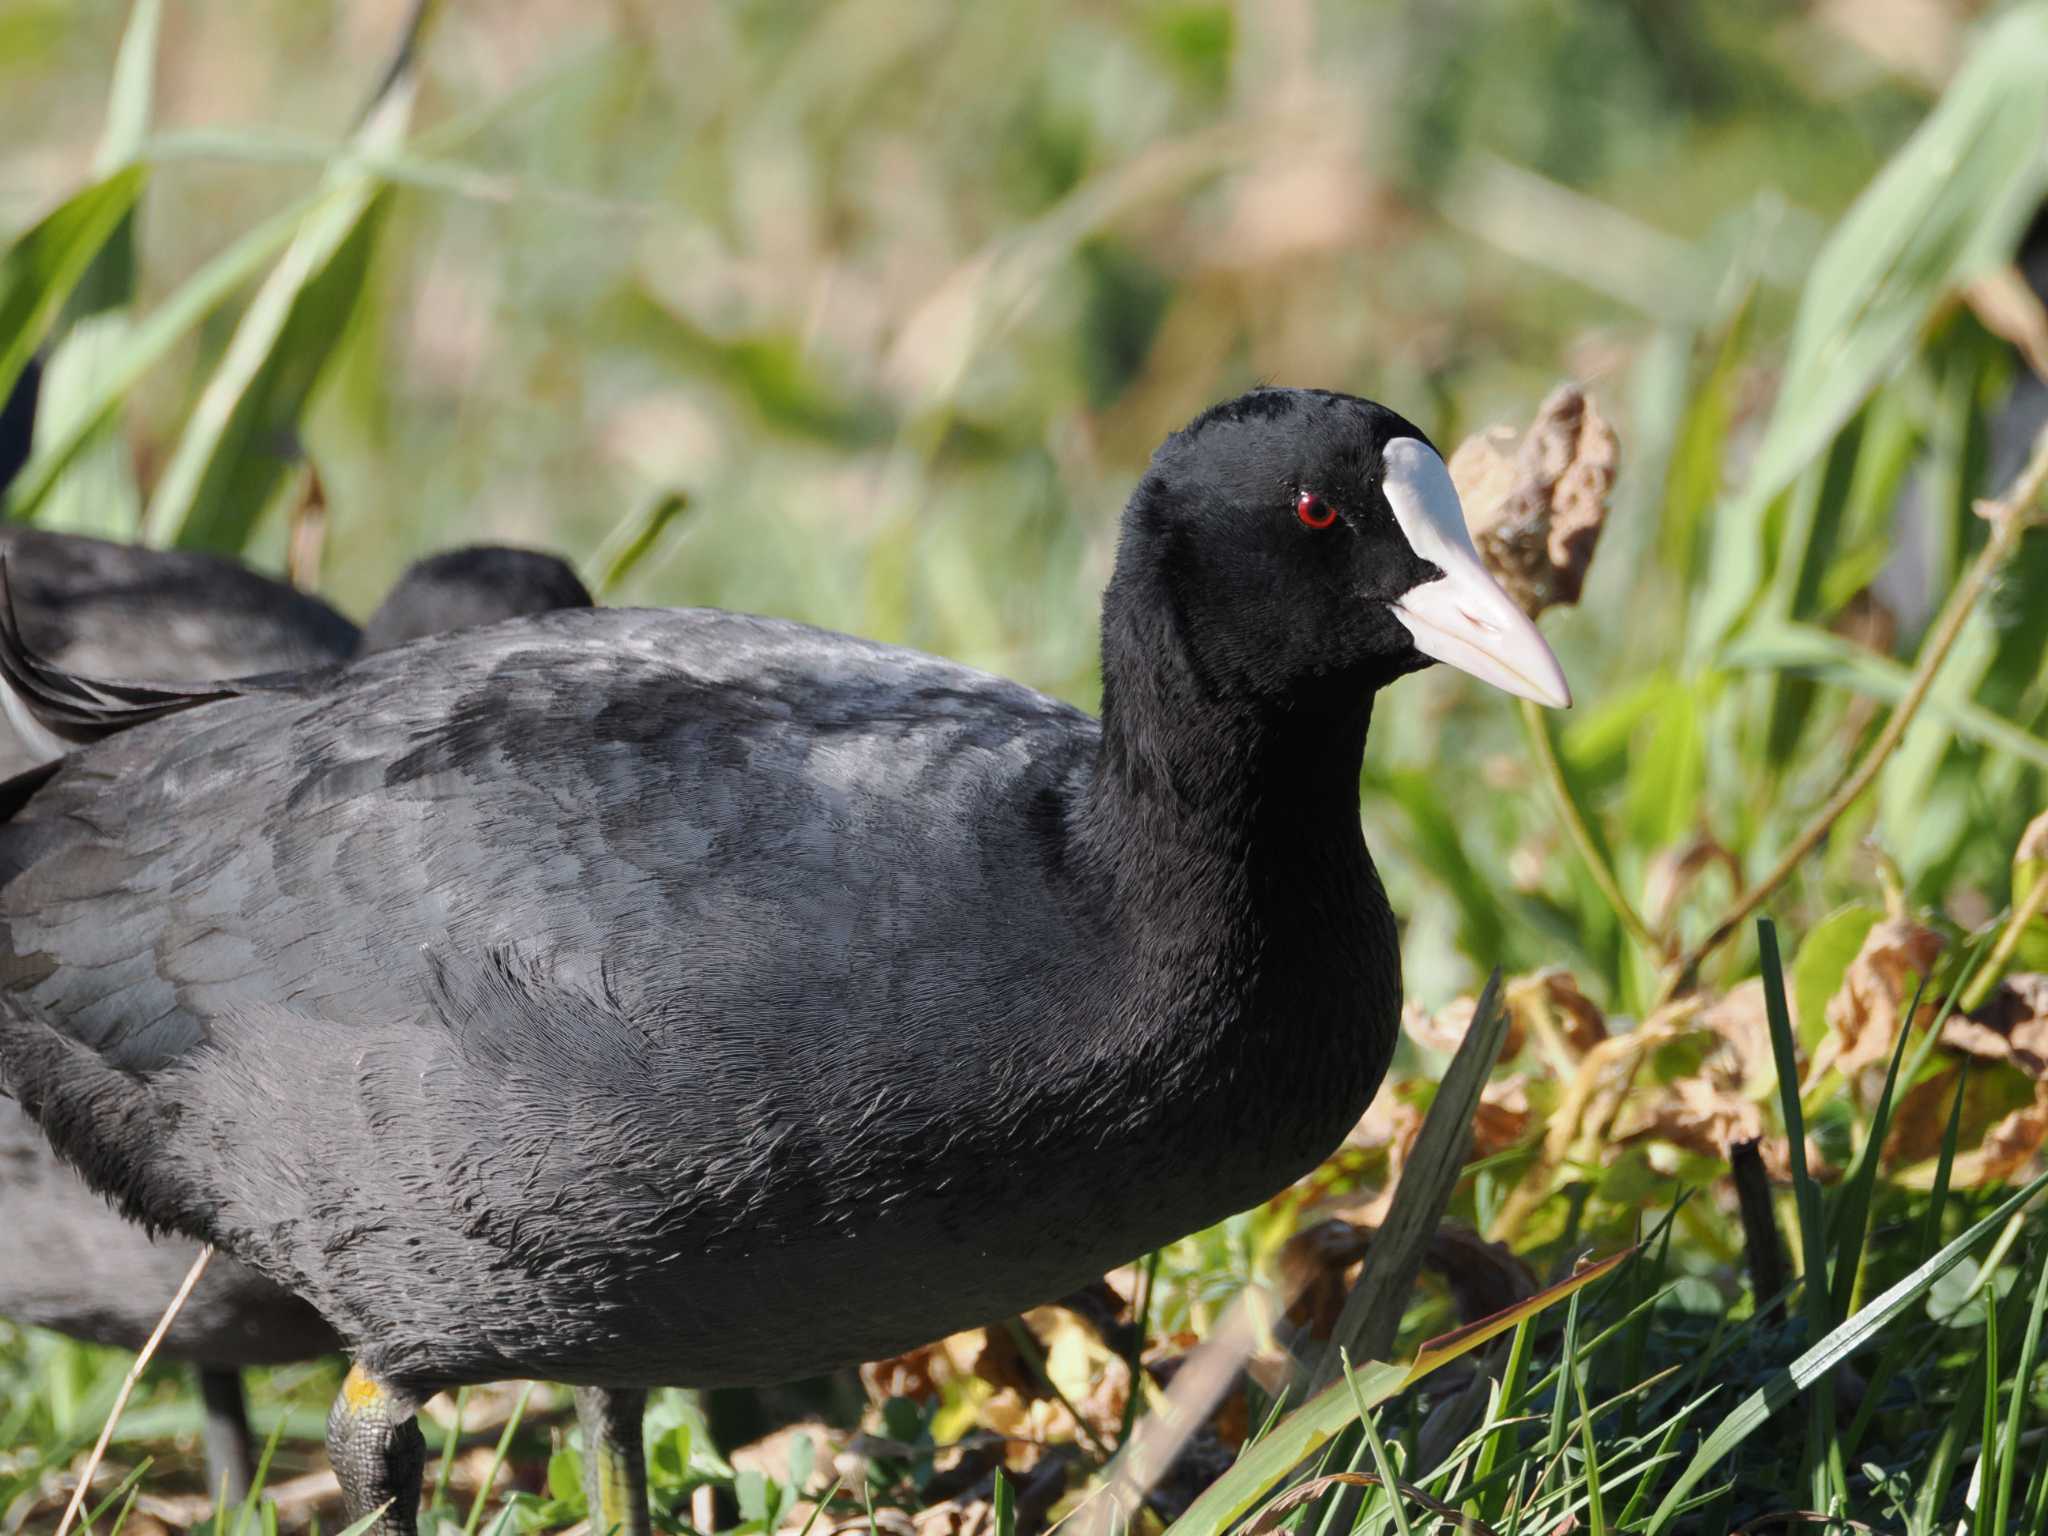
[1296,492,1337,530]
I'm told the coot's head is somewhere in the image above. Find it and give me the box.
[1116,387,1569,710]
[360,545,594,654]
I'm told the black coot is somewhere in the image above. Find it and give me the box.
[0,390,1567,1536]
[0,535,592,1499]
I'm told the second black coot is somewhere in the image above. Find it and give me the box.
[0,533,592,1498]
[0,389,1567,1536]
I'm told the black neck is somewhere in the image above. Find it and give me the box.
[1058,556,1399,1198]
[1077,560,1380,1002]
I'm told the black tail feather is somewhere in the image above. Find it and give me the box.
[0,556,244,754]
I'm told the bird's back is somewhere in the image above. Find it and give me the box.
[0,605,1132,1385]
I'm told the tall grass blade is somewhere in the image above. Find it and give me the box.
[1643,1166,2048,1532]
[460,1381,533,1536]
[1757,920,1840,1506]
[1343,1357,1412,1536]
[1692,3,2048,655]
[2,195,322,523]
[1471,1318,1531,1525]
[586,490,692,598]
[145,17,428,552]
[1312,969,1510,1389]
[1827,969,1929,1321]
[1993,1251,2048,1535]
[30,0,158,537]
[0,167,147,408]
[1724,621,2048,771]
[1159,1252,1625,1536]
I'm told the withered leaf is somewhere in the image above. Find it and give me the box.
[1824,916,1943,1096]
[1448,385,1618,617]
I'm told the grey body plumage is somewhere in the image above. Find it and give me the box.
[1,605,1392,1388]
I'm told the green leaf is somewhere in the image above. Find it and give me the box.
[1623,677,1703,852]
[1376,769,1506,964]
[146,68,417,551]
[1693,4,2048,656]
[30,0,159,538]
[2,193,322,523]
[735,1468,770,1526]
[1643,1164,2048,1533]
[545,1449,583,1509]
[1722,621,2048,772]
[586,490,692,598]
[1789,903,1880,1052]
[0,165,148,409]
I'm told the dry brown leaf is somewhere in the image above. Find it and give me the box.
[1965,265,2048,383]
[1886,1066,1999,1168]
[1616,1075,1766,1158]
[2020,810,2048,864]
[1949,1082,2048,1187]
[863,1339,959,1403]
[1449,385,1618,617]
[1972,973,2048,1075]
[1701,979,1776,1095]
[1405,993,1526,1060]
[1509,968,1608,1062]
[1825,916,1943,1095]
[1941,973,2048,1083]
[1473,1074,1534,1157]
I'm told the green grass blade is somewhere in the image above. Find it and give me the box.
[3,190,327,523]
[1160,1253,1626,1536]
[145,48,420,551]
[1343,1356,1412,1536]
[430,1385,469,1515]
[0,166,148,408]
[1757,920,1840,1507]
[1992,1252,2047,1535]
[1571,1351,1605,1536]
[586,490,692,598]
[1643,1165,2048,1533]
[461,1380,534,1536]
[993,1468,1015,1536]
[1827,967,1930,1321]
[1723,621,2048,771]
[30,0,159,538]
[232,1409,289,1536]
[1919,1063,1972,1259]
[1542,1289,1580,1476]
[1312,969,1510,1389]
[1471,1318,1532,1524]
[1692,4,2048,656]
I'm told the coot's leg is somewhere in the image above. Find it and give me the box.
[327,1365,425,1536]
[574,1386,650,1536]
[195,1367,255,1506]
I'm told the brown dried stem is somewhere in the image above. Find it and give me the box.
[1660,421,2048,1004]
